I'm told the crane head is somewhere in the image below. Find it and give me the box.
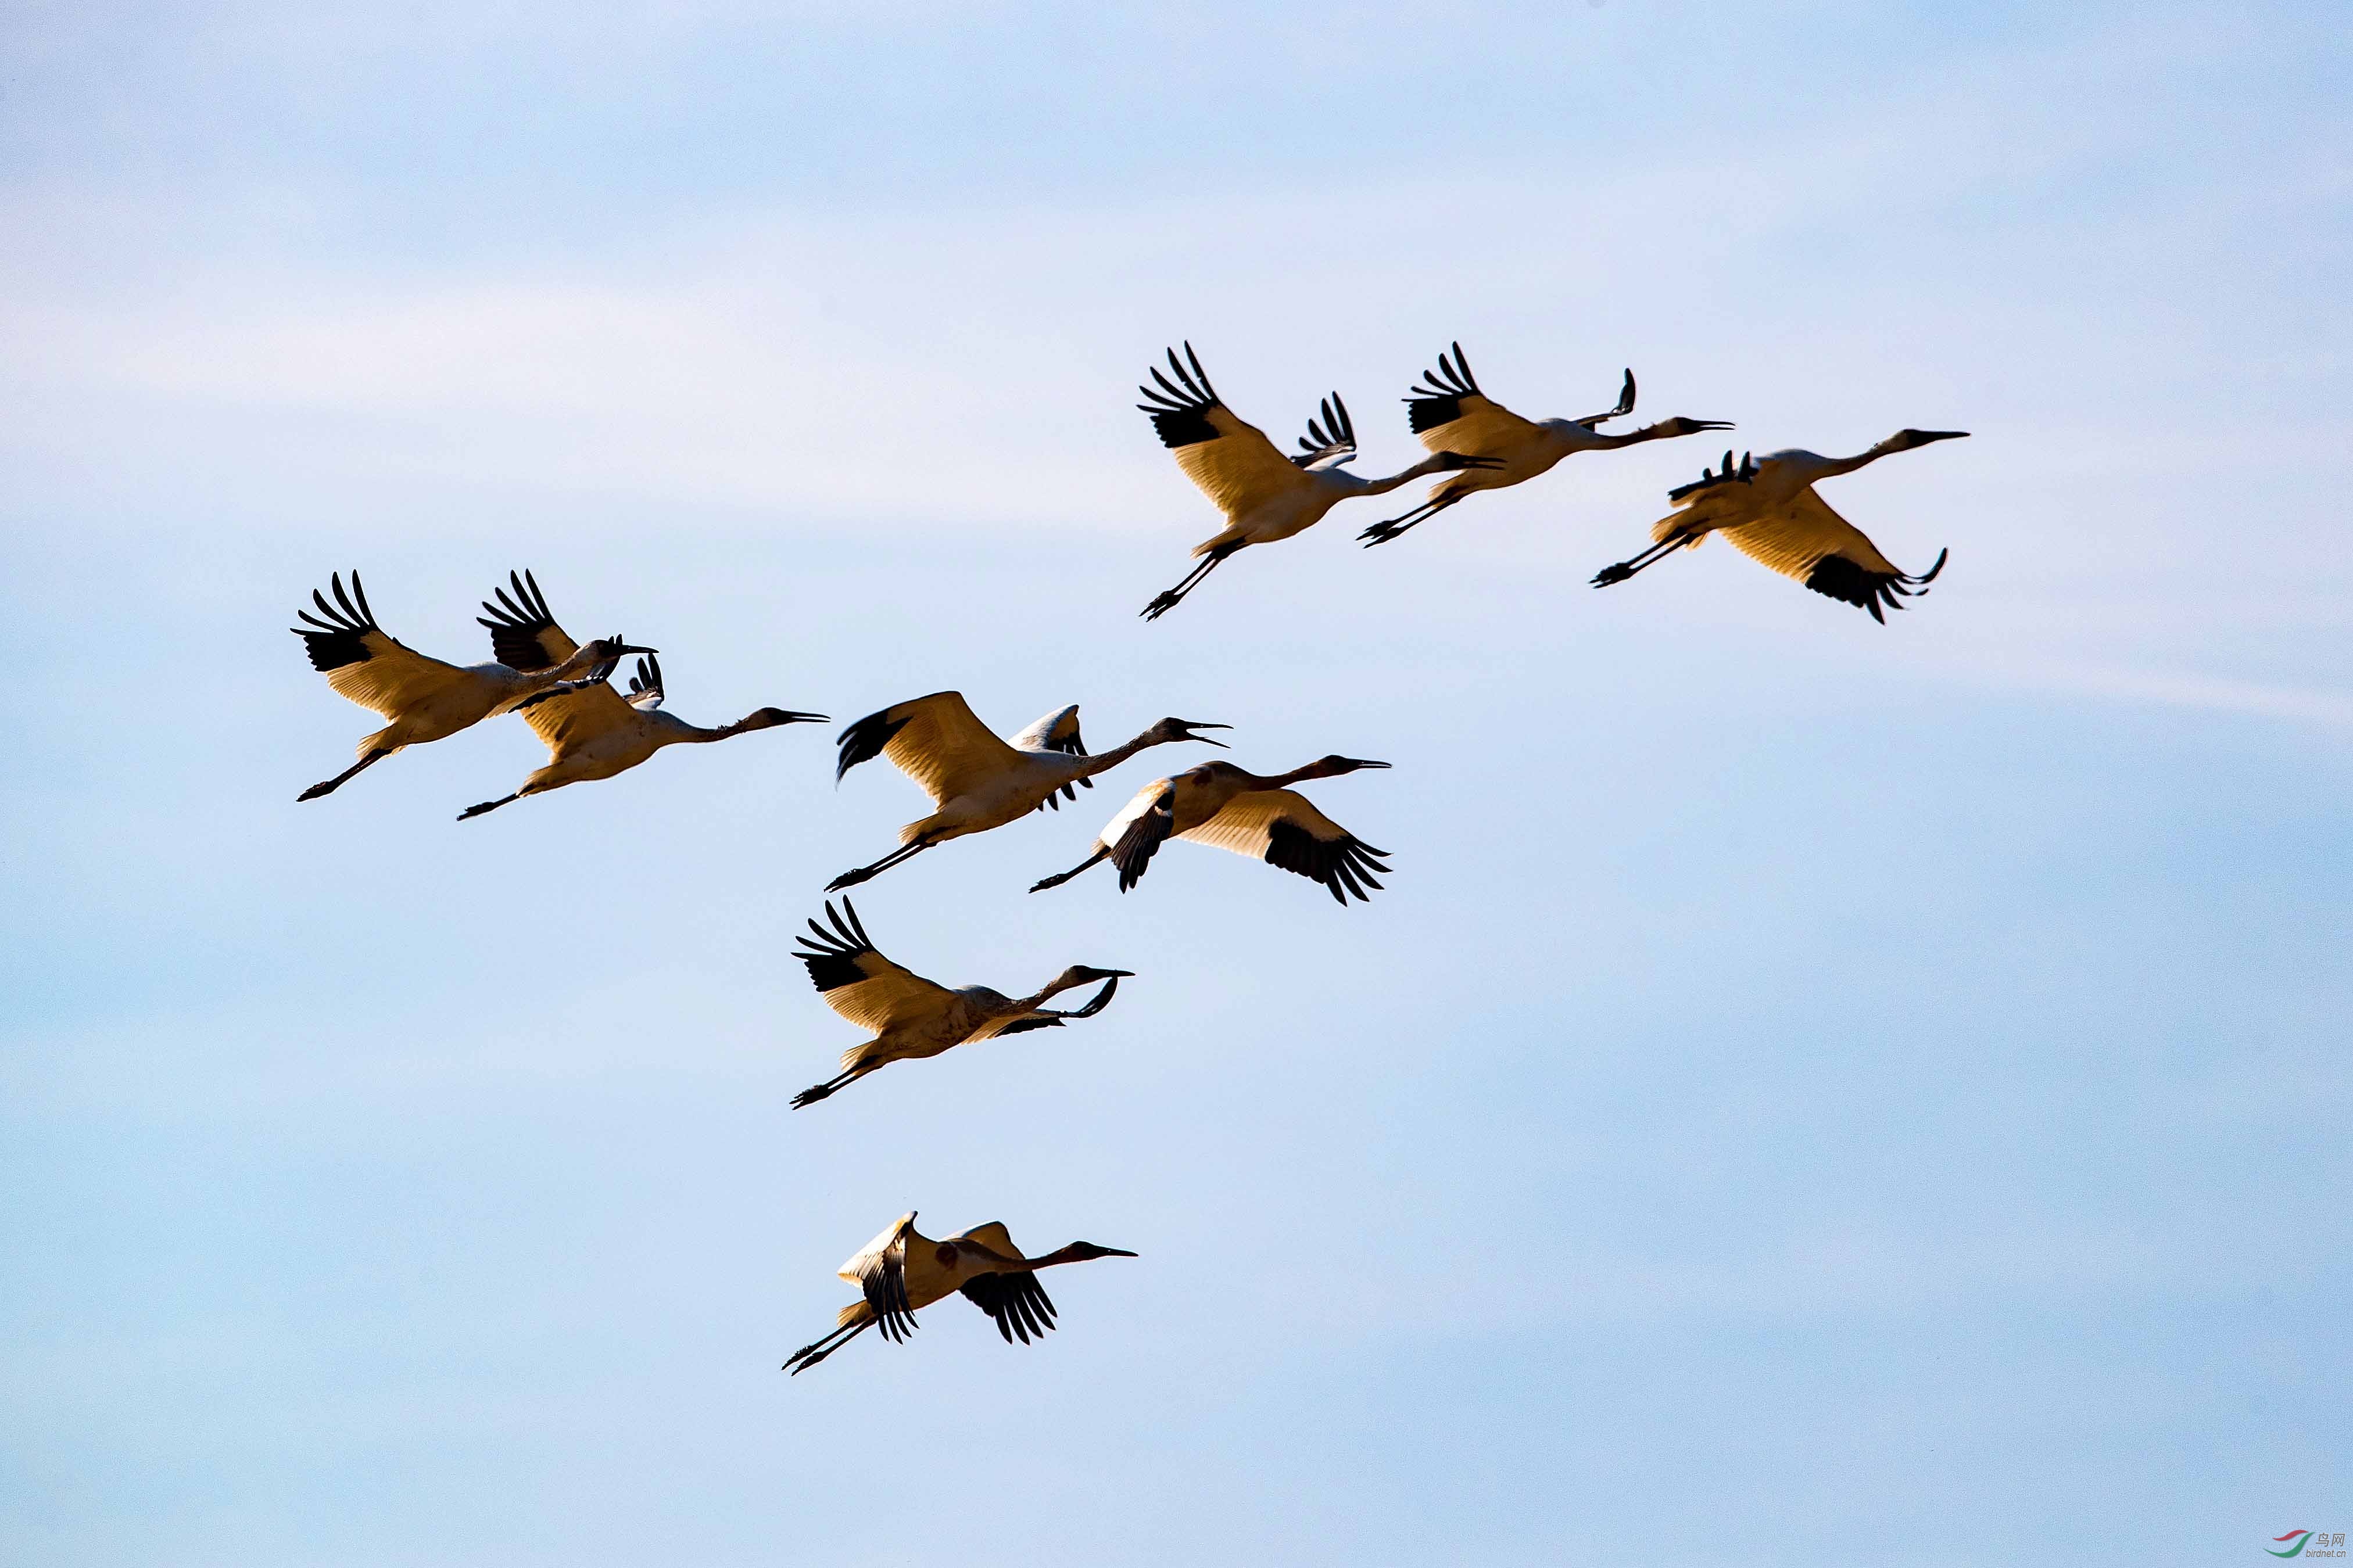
[1152,717,1231,748]
[1890,428,1969,450]
[1061,1242,1138,1261]
[742,707,830,730]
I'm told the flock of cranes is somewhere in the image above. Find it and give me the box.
[289,338,1967,1372]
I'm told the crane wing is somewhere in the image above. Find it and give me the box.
[1180,789,1391,905]
[291,571,469,721]
[510,678,641,758]
[793,900,956,1036]
[833,691,1026,806]
[1137,343,1315,520]
[1007,704,1084,755]
[1289,394,1358,471]
[1723,488,1949,623]
[1008,704,1092,805]
[1655,448,1763,539]
[624,655,665,711]
[475,569,582,673]
[838,1211,919,1344]
[1103,779,1179,892]
[952,1223,1060,1345]
[1403,342,1543,457]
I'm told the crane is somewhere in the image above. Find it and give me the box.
[789,899,1131,1108]
[824,691,1229,891]
[1135,342,1503,618]
[458,650,825,820]
[783,1211,1136,1375]
[1359,342,1731,546]
[1030,754,1392,903]
[1591,430,1967,620]
[289,570,652,801]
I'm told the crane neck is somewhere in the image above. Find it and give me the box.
[1818,436,1916,480]
[1080,730,1166,776]
[1263,759,1349,788]
[1356,454,1457,494]
[962,1242,1097,1273]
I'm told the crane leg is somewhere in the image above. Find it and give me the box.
[457,792,519,821]
[298,747,391,801]
[1029,849,1107,893]
[1359,495,1457,546]
[825,841,930,892]
[1589,533,1691,587]
[783,1320,870,1375]
[1141,546,1238,620]
[790,1065,871,1109]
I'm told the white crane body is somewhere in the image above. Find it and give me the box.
[1031,755,1394,904]
[824,692,1227,889]
[784,1211,1137,1375]
[787,900,1131,1107]
[459,641,823,820]
[1136,343,1503,616]
[1358,343,1730,546]
[1590,430,1968,619]
[289,570,653,801]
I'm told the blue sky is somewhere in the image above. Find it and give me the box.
[3,3,2348,1564]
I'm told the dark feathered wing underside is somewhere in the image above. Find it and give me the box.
[475,569,579,673]
[794,899,882,992]
[1802,549,1950,623]
[1265,819,1391,906]
[959,1272,1059,1345]
[1109,784,1179,892]
[1136,342,1224,449]
[1405,342,1482,434]
[291,571,381,672]
[833,710,913,782]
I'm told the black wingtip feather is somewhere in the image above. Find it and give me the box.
[292,570,379,672]
[833,711,912,783]
[1263,820,1392,905]
[1802,548,1950,622]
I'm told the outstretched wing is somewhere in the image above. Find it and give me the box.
[1008,704,1091,805]
[1103,779,1179,892]
[971,1013,1065,1039]
[952,1223,1060,1345]
[289,570,468,721]
[839,1212,919,1345]
[1403,342,1543,457]
[510,677,640,758]
[793,900,955,1036]
[1290,394,1356,471]
[475,569,581,673]
[1722,488,1948,623]
[1574,367,1638,427]
[1137,342,1316,519]
[1181,790,1391,905]
[624,655,665,711]
[833,691,1026,806]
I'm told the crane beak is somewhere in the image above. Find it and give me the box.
[617,643,660,656]
[1688,419,1735,432]
[1176,720,1231,748]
